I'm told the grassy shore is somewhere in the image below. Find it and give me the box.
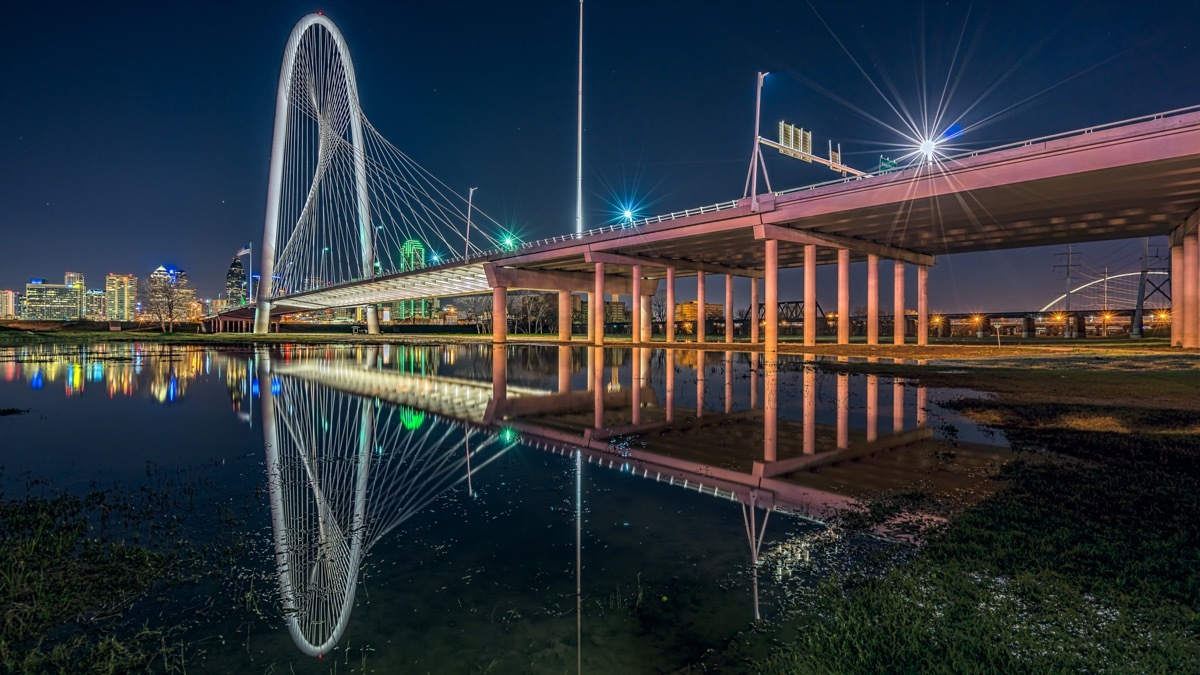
[697,356,1200,672]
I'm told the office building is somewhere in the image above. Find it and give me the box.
[225,259,247,306]
[0,290,16,319]
[23,279,84,320]
[105,274,137,321]
[675,301,723,322]
[85,289,106,320]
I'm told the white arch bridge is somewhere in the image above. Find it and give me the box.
[218,13,1200,349]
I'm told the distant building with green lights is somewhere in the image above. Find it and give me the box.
[394,239,433,320]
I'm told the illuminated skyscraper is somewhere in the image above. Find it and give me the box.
[226,258,247,306]
[85,289,106,320]
[64,272,86,317]
[0,290,15,319]
[23,279,84,320]
[105,274,137,321]
[395,240,429,319]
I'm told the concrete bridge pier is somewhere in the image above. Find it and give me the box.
[665,267,676,343]
[639,293,652,342]
[365,305,379,335]
[593,263,605,346]
[1171,242,1183,346]
[804,245,817,346]
[749,277,760,345]
[838,249,850,345]
[894,261,906,345]
[492,287,507,343]
[631,265,643,343]
[696,273,706,344]
[558,291,572,341]
[1185,232,1198,348]
[586,292,595,342]
[725,275,734,343]
[917,264,929,346]
[764,239,779,355]
[867,255,880,345]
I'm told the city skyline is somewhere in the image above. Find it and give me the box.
[3,2,1199,310]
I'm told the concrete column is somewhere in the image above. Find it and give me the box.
[586,292,595,342]
[765,240,779,354]
[558,291,572,341]
[917,264,929,346]
[492,287,507,344]
[837,249,850,345]
[804,244,817,347]
[593,263,605,346]
[631,265,642,344]
[665,349,676,423]
[867,254,879,345]
[836,372,849,449]
[640,294,652,342]
[725,274,734,343]
[866,373,879,443]
[366,305,380,335]
[1185,233,1199,348]
[696,273,706,344]
[1171,243,1183,346]
[749,278,760,345]
[894,261,906,345]
[666,267,676,343]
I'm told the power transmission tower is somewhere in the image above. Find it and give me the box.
[1053,245,1079,312]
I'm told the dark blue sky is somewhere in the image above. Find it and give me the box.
[3,1,1198,311]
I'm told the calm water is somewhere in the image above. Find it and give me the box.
[0,342,1003,673]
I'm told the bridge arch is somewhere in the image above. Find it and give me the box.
[1038,270,1169,312]
[256,14,375,334]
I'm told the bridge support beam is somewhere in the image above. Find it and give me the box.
[1171,243,1183,346]
[558,291,572,341]
[918,264,929,346]
[867,255,879,345]
[764,239,779,355]
[894,261,906,345]
[1186,233,1199,348]
[593,263,605,346]
[666,267,676,343]
[366,305,379,335]
[696,273,706,344]
[749,277,759,345]
[804,244,817,347]
[492,287,507,344]
[631,265,642,343]
[838,249,850,345]
[586,292,595,342]
[725,274,734,343]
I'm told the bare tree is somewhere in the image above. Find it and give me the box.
[651,288,667,322]
[141,275,190,332]
[455,294,491,333]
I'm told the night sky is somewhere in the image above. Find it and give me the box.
[4,1,1199,312]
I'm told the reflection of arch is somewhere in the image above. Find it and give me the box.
[258,353,514,656]
[1038,271,1168,312]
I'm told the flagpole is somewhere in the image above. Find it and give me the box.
[248,242,253,305]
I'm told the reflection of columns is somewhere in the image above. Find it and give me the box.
[558,345,571,393]
[749,277,760,345]
[893,378,904,432]
[631,347,642,425]
[586,292,595,342]
[804,244,817,347]
[750,357,759,409]
[492,344,507,403]
[837,248,850,345]
[867,254,879,345]
[1171,243,1183,347]
[631,265,642,344]
[558,291,572,341]
[666,267,676,343]
[917,386,928,427]
[763,354,777,462]
[917,265,929,347]
[894,261,906,345]
[696,273,707,344]
[593,263,605,346]
[586,347,595,394]
[724,351,733,414]
[592,347,604,429]
[1185,233,1199,348]
[666,349,676,423]
[725,275,734,343]
[695,352,705,417]
[765,239,779,354]
[803,363,816,454]
[866,373,879,442]
[492,287,507,344]
[836,372,849,449]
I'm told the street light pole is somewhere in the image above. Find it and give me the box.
[575,0,584,236]
[464,187,476,261]
[747,71,768,212]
